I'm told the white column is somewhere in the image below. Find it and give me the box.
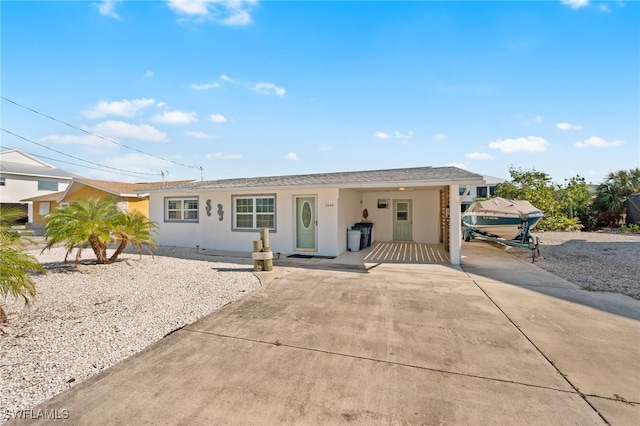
[449,185,461,266]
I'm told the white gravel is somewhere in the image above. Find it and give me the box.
[502,230,640,300]
[0,246,260,424]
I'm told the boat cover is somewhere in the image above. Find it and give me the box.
[465,197,542,220]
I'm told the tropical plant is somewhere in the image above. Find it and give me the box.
[0,206,44,323]
[593,168,640,227]
[42,197,158,266]
[110,211,158,261]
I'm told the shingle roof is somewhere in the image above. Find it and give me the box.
[148,166,484,192]
[72,178,196,196]
[0,161,77,179]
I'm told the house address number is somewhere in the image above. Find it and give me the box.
[324,203,335,207]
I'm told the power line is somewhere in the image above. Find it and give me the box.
[0,144,158,180]
[1,128,162,177]
[1,96,203,172]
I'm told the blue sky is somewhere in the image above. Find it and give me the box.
[1,0,638,184]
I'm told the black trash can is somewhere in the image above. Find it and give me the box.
[352,222,374,249]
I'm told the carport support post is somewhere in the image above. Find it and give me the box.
[449,184,462,266]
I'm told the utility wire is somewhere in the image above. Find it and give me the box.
[0,144,157,181]
[1,128,162,177]
[1,96,203,171]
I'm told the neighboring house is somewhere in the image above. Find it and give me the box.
[21,178,195,226]
[460,175,506,212]
[0,149,76,222]
[142,166,486,265]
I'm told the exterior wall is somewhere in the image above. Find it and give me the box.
[449,184,462,266]
[127,198,149,216]
[149,187,343,256]
[362,189,440,244]
[31,200,61,224]
[1,151,46,166]
[63,185,112,202]
[337,189,364,253]
[0,174,70,204]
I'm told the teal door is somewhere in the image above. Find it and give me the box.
[296,197,316,250]
[393,199,413,241]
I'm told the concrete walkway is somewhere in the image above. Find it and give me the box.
[13,242,639,425]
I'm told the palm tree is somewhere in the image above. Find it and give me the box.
[43,197,120,265]
[110,211,158,262]
[43,197,159,266]
[0,206,44,324]
[594,168,640,227]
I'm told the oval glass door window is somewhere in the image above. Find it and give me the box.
[301,201,312,229]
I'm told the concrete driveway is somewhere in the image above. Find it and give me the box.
[14,243,639,425]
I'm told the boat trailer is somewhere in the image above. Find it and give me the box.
[463,220,541,262]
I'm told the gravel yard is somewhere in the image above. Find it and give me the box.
[0,246,260,424]
[501,231,640,300]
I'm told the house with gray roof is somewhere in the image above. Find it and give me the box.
[143,166,485,265]
[0,149,76,222]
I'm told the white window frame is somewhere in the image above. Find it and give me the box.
[164,197,199,223]
[232,194,276,231]
[39,202,51,216]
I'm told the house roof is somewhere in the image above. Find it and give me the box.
[20,191,67,202]
[0,161,77,180]
[144,166,485,192]
[60,178,196,200]
[0,149,55,168]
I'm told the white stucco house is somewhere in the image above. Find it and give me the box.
[142,166,486,266]
[0,149,76,222]
[460,175,506,212]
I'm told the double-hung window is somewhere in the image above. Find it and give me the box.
[165,197,199,222]
[233,195,276,231]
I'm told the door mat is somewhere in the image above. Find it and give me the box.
[287,254,336,259]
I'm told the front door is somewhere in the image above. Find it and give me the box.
[296,196,316,250]
[393,199,413,241]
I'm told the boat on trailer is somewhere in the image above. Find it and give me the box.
[462,197,544,260]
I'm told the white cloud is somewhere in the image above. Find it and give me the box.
[187,131,217,140]
[209,114,227,123]
[191,81,220,90]
[90,121,168,141]
[285,152,300,161]
[96,0,122,19]
[395,131,413,140]
[465,152,494,160]
[104,153,174,175]
[318,144,332,151]
[206,152,242,160]
[166,0,209,16]
[374,131,390,140]
[561,0,589,9]
[254,82,286,97]
[152,110,198,124]
[144,70,154,78]
[39,134,115,149]
[557,122,584,131]
[166,0,256,26]
[220,74,234,83]
[435,133,448,141]
[83,98,156,118]
[489,136,548,153]
[575,136,625,148]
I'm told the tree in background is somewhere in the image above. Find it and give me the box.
[0,206,44,324]
[593,168,640,227]
[495,167,588,231]
[43,198,158,266]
